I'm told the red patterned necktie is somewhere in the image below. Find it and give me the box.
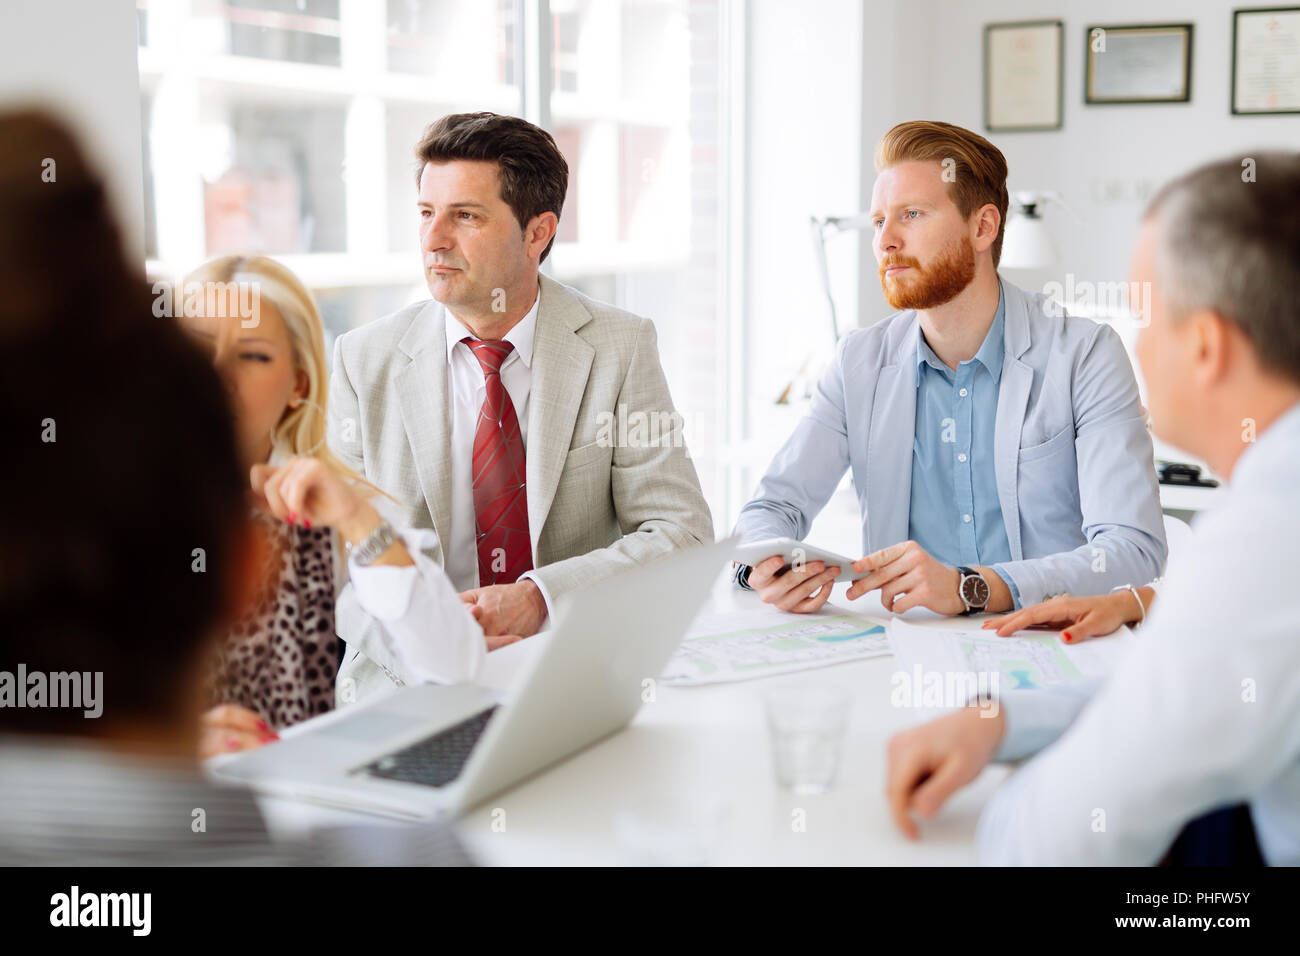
[465,338,532,586]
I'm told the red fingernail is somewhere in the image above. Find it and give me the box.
[1062,631,1072,642]
[288,511,297,525]
[226,737,240,751]
[303,518,311,529]
[255,718,269,731]
[260,733,280,743]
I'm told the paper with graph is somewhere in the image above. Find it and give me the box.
[887,618,1087,694]
[661,609,891,686]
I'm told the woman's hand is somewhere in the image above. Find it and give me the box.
[981,590,1143,643]
[199,703,279,759]
[250,456,364,531]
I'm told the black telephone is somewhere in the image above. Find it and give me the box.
[1157,460,1219,487]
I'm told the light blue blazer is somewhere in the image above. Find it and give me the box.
[734,279,1167,607]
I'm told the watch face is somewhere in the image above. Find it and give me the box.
[962,573,990,607]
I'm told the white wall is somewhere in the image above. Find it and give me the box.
[0,0,145,259]
[861,0,1300,319]
[720,0,870,526]
[844,0,1300,471]
[744,0,865,410]
[857,0,937,326]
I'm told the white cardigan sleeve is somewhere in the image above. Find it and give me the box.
[334,496,486,685]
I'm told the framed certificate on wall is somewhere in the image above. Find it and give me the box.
[984,20,1064,132]
[1232,7,1300,114]
[1085,23,1194,104]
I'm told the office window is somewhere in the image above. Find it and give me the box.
[202,101,348,255]
[139,0,736,520]
[140,90,158,259]
[546,0,723,513]
[220,0,343,68]
[385,0,516,83]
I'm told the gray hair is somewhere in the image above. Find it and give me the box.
[1144,152,1300,385]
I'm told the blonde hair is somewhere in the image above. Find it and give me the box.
[874,120,1010,267]
[180,254,376,493]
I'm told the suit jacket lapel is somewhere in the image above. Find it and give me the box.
[866,320,918,550]
[994,281,1033,561]
[526,276,595,555]
[394,301,454,551]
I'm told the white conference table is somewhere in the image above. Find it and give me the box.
[254,572,1130,866]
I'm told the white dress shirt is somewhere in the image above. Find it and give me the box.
[977,402,1300,865]
[441,284,553,608]
[344,493,486,686]
[261,449,485,686]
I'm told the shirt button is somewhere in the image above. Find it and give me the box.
[963,514,972,523]
[958,453,968,463]
[959,387,969,397]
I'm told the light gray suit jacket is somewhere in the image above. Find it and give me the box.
[328,274,713,701]
[733,279,1167,607]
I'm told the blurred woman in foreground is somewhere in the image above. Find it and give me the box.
[0,109,468,864]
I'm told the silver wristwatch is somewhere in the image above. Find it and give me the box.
[957,566,990,615]
[349,520,395,566]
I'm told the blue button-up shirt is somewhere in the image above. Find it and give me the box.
[907,282,1021,606]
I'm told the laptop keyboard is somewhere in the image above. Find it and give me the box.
[358,706,499,789]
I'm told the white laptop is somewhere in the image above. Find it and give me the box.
[210,537,734,820]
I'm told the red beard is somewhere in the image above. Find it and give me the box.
[879,234,976,310]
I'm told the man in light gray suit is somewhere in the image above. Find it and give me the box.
[734,121,1166,617]
[329,113,712,701]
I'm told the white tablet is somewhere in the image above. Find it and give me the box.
[733,537,865,583]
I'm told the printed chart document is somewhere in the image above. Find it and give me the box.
[887,617,1127,694]
[662,607,891,686]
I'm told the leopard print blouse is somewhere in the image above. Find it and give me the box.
[205,512,340,731]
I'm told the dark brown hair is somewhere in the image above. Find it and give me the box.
[875,120,1010,267]
[0,110,246,734]
[414,112,569,263]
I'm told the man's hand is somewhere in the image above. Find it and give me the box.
[746,554,840,613]
[460,578,548,641]
[885,707,1006,839]
[846,541,964,614]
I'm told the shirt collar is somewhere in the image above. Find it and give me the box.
[914,280,1006,386]
[444,282,541,368]
[1229,400,1300,492]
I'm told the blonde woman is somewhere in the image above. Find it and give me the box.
[177,255,496,758]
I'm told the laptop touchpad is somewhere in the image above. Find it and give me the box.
[319,709,415,744]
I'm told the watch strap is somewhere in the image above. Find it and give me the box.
[350,520,395,567]
[957,565,986,615]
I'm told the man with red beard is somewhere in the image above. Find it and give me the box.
[732,121,1166,617]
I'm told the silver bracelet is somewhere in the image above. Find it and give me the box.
[1112,583,1147,625]
[349,520,395,567]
